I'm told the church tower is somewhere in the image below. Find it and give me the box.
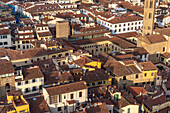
[142,0,156,35]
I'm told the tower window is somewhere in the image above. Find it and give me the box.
[145,13,147,19]
[150,1,153,8]
[148,26,150,30]
[149,13,152,19]
[146,1,148,8]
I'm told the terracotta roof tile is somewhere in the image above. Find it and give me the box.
[161,52,170,58]
[154,28,170,36]
[113,32,139,39]
[139,61,158,71]
[109,36,136,49]
[113,97,130,109]
[124,47,149,56]
[45,81,87,96]
[33,59,57,73]
[127,87,147,97]
[82,69,111,82]
[38,31,52,37]
[0,59,15,75]
[144,95,168,109]
[0,48,48,60]
[0,28,10,35]
[138,34,167,44]
[27,96,50,113]
[22,66,44,80]
[85,103,109,113]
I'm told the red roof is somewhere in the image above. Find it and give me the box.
[127,87,147,97]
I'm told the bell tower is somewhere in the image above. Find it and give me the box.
[142,0,156,35]
[0,60,15,98]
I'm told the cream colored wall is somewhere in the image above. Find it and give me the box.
[42,88,50,104]
[47,89,88,113]
[49,50,73,58]
[80,41,123,56]
[11,55,48,67]
[106,105,114,113]
[13,39,37,50]
[15,77,44,95]
[121,105,139,113]
[37,35,52,40]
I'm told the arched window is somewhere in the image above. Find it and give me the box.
[5,83,10,92]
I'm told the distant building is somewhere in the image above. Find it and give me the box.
[0,60,15,98]
[142,0,156,35]
[0,28,12,48]
[56,21,70,39]
[15,66,44,95]
[43,81,88,113]
[6,90,30,113]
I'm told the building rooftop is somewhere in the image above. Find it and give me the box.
[0,48,48,60]
[27,96,50,113]
[45,81,87,96]
[154,28,170,36]
[138,34,167,44]
[82,69,111,82]
[37,31,52,37]
[44,71,74,85]
[127,87,147,97]
[144,95,168,109]
[0,28,10,35]
[21,66,44,81]
[139,61,158,71]
[109,36,136,49]
[162,52,170,58]
[0,59,15,75]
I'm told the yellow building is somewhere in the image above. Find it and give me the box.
[71,56,112,87]
[6,90,29,113]
[100,53,158,88]
[139,61,158,85]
